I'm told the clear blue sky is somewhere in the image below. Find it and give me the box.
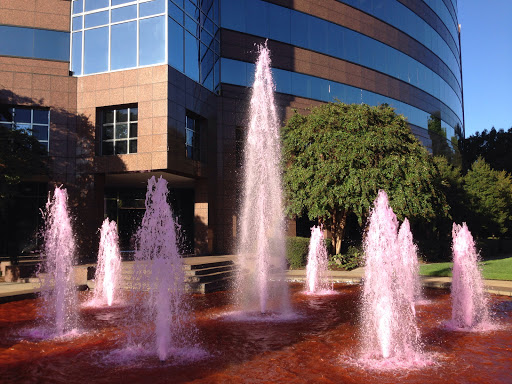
[458,1,512,137]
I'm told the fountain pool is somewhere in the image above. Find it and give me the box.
[1,284,511,383]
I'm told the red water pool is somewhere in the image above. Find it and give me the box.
[1,284,511,383]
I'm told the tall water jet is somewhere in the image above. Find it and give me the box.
[130,176,195,361]
[235,44,290,314]
[397,218,422,307]
[450,223,489,329]
[91,218,121,306]
[39,186,78,336]
[305,226,331,294]
[361,190,420,364]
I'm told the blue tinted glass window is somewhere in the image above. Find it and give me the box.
[139,16,165,65]
[140,0,165,17]
[268,4,290,43]
[72,16,83,31]
[185,0,197,16]
[73,0,83,14]
[184,32,199,81]
[84,10,109,28]
[112,0,133,5]
[71,32,82,74]
[111,21,137,70]
[169,1,184,23]
[84,26,108,74]
[85,0,108,12]
[220,0,245,31]
[34,29,69,61]
[169,18,184,71]
[185,15,198,34]
[33,110,48,124]
[0,26,33,57]
[112,5,137,23]
[246,0,267,37]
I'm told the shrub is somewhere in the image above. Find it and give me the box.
[285,236,333,269]
[329,245,363,271]
[286,237,310,269]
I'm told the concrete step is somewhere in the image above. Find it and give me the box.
[184,260,235,271]
[185,270,235,284]
[184,265,235,276]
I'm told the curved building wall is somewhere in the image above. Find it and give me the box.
[219,0,464,150]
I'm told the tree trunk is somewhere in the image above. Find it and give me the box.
[330,210,347,255]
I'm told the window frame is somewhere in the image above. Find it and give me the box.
[0,105,50,152]
[100,105,138,156]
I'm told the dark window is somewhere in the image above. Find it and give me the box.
[185,115,200,160]
[235,126,244,168]
[101,105,138,155]
[0,105,49,152]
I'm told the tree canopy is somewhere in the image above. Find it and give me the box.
[460,127,512,174]
[0,123,48,211]
[463,157,512,237]
[282,102,448,253]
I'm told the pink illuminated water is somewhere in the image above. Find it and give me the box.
[305,226,332,294]
[129,176,199,361]
[235,44,290,315]
[39,186,78,337]
[397,218,422,307]
[90,219,121,307]
[449,223,490,330]
[361,191,423,366]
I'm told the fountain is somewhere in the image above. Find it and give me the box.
[449,222,490,330]
[127,176,198,361]
[360,190,423,366]
[397,218,422,307]
[89,218,121,307]
[305,226,332,294]
[234,43,290,315]
[38,186,78,337]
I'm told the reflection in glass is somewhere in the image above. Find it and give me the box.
[72,16,83,31]
[73,0,83,14]
[72,32,82,75]
[84,10,109,28]
[111,21,137,70]
[112,5,137,22]
[139,16,165,66]
[116,109,128,122]
[15,109,31,123]
[139,0,165,17]
[116,124,128,139]
[169,18,185,71]
[33,110,48,124]
[115,141,128,154]
[84,26,108,74]
[185,31,199,81]
[85,0,108,12]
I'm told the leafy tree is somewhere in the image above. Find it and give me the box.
[460,127,512,174]
[282,102,449,254]
[463,157,512,237]
[0,123,48,212]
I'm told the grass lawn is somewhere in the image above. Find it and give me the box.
[419,257,512,281]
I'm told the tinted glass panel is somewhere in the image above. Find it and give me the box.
[34,29,70,61]
[129,139,137,153]
[72,32,82,75]
[84,26,108,74]
[84,10,109,28]
[103,126,114,140]
[112,0,134,5]
[116,109,128,122]
[116,124,128,139]
[139,16,165,65]
[130,123,138,137]
[73,16,83,31]
[139,0,165,17]
[15,109,31,123]
[184,32,199,81]
[103,141,114,155]
[32,125,49,141]
[73,0,83,14]
[104,110,114,124]
[115,140,127,154]
[169,1,184,23]
[33,110,48,124]
[112,5,137,22]
[129,108,138,121]
[85,0,108,12]
[111,21,137,70]
[0,26,33,57]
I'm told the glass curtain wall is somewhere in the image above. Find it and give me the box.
[71,0,220,92]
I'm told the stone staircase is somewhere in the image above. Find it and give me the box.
[89,255,237,294]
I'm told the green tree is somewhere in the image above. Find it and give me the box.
[0,123,48,212]
[282,102,448,254]
[463,157,512,237]
[460,127,512,174]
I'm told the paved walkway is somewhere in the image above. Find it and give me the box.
[1,256,511,302]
